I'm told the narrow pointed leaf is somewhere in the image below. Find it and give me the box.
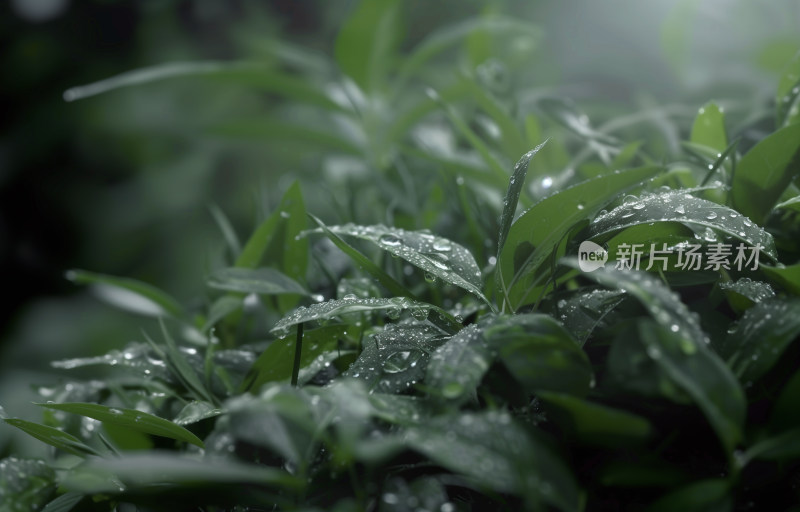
[3,419,101,457]
[207,267,308,296]
[36,403,204,448]
[66,269,183,318]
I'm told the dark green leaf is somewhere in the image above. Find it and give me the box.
[762,262,800,295]
[243,325,348,391]
[638,322,745,453]
[776,48,800,126]
[719,298,800,384]
[770,369,800,432]
[37,403,204,448]
[484,314,593,396]
[646,479,731,512]
[537,392,652,447]
[345,323,447,394]
[744,428,800,462]
[41,492,84,512]
[425,324,493,404]
[404,411,579,512]
[172,401,223,426]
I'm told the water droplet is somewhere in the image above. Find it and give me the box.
[383,350,424,374]
[424,272,437,283]
[706,212,718,220]
[386,308,402,320]
[443,382,463,398]
[109,408,123,415]
[379,234,402,246]
[632,203,646,210]
[622,194,638,205]
[674,205,685,214]
[541,176,553,189]
[342,294,358,301]
[433,239,452,252]
[411,308,429,321]
[279,211,290,219]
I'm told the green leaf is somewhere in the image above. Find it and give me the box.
[65,269,183,318]
[307,214,413,300]
[37,403,204,448]
[719,298,800,384]
[589,189,777,262]
[499,165,662,310]
[321,223,487,304]
[172,401,223,426]
[762,262,800,295]
[0,458,57,512]
[271,297,459,337]
[3,419,101,458]
[404,410,579,512]
[396,17,540,88]
[212,119,363,155]
[334,0,402,92]
[61,453,300,494]
[744,428,800,462]
[243,325,348,391]
[41,492,84,512]
[646,479,731,512]
[537,392,653,447]
[637,322,745,453]
[345,323,448,394]
[690,102,727,152]
[152,321,217,405]
[731,122,800,225]
[424,324,493,404]
[484,314,593,397]
[555,289,625,345]
[776,48,800,126]
[497,142,548,263]
[200,295,243,332]
[770,369,800,432]
[566,263,709,350]
[207,267,308,296]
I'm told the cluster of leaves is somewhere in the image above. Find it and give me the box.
[3,1,800,511]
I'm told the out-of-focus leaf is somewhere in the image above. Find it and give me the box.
[499,165,662,311]
[484,314,593,397]
[719,298,800,384]
[207,267,308,296]
[770,369,800,432]
[201,296,243,332]
[335,0,402,92]
[66,269,183,318]
[744,428,800,462]
[404,410,579,512]
[3,419,101,457]
[731,123,800,225]
[41,492,84,512]
[646,479,731,512]
[690,102,727,152]
[0,458,57,512]
[37,403,204,448]
[61,452,301,494]
[213,119,363,155]
[776,49,800,126]
[537,392,653,447]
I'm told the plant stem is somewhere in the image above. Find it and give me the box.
[291,322,304,387]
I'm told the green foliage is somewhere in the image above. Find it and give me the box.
[4,3,800,512]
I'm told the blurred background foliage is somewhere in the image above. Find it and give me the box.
[1,0,798,457]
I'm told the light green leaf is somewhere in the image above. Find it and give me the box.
[690,102,727,152]
[776,48,800,126]
[731,122,800,225]
[589,189,777,261]
[207,267,308,296]
[499,165,662,310]
[321,223,487,304]
[65,269,183,318]
[172,401,223,426]
[41,492,84,512]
